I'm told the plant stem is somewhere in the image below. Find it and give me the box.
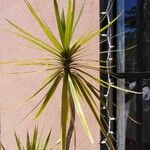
[66,94,75,150]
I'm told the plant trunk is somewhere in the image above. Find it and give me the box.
[66,95,75,150]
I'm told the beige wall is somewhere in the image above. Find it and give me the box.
[0,0,100,149]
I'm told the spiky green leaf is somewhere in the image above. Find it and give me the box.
[6,19,60,56]
[68,75,94,143]
[53,0,65,47]
[64,0,75,49]
[14,132,22,150]
[74,75,115,150]
[24,0,63,51]
[35,74,62,118]
[27,132,31,150]
[32,126,38,149]
[72,0,86,34]
[43,129,52,150]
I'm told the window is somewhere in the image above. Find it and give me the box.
[100,0,150,150]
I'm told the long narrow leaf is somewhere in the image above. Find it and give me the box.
[27,132,31,150]
[26,69,62,102]
[74,13,122,48]
[72,0,86,35]
[24,0,63,51]
[73,76,115,150]
[15,33,60,57]
[14,132,22,150]
[65,0,75,49]
[80,15,121,46]
[75,68,140,94]
[61,9,66,34]
[68,75,94,143]
[53,0,65,47]
[6,19,60,56]
[32,126,38,149]
[35,74,62,118]
[73,74,99,110]
[43,129,52,150]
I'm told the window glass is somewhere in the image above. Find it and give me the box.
[125,79,150,150]
[142,0,150,71]
[117,1,150,150]
[117,0,150,73]
[117,0,138,73]
[124,0,138,72]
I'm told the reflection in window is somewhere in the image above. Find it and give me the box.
[124,0,138,72]
[123,0,150,72]
[125,79,150,150]
[117,0,150,150]
[143,0,150,71]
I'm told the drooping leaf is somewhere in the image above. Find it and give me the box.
[35,74,62,118]
[75,68,141,94]
[68,75,94,143]
[73,74,99,110]
[73,75,115,150]
[26,69,62,102]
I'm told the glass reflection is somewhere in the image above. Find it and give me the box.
[117,0,150,149]
[123,0,150,72]
[125,0,138,72]
[125,79,150,150]
[142,0,150,71]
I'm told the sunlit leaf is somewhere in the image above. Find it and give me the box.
[73,75,115,150]
[68,75,94,143]
[24,0,63,51]
[6,19,60,56]
[64,0,75,49]
[54,0,65,47]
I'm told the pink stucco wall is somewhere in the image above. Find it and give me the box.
[0,0,100,149]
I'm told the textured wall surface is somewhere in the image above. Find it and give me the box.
[0,0,100,149]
